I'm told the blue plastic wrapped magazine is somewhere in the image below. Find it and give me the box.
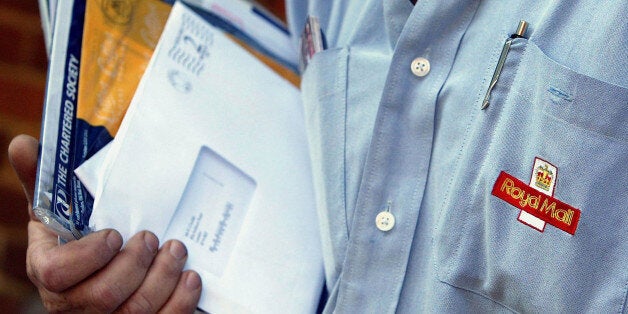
[34,0,86,241]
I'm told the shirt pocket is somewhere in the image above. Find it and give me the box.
[433,39,628,312]
[301,47,350,288]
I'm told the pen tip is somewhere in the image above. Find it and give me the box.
[481,101,489,110]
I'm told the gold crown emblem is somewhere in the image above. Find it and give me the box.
[534,164,553,191]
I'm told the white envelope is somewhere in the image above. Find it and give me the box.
[74,142,110,198]
[87,3,323,312]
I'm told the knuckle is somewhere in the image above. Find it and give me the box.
[43,301,80,314]
[39,291,84,313]
[118,292,156,314]
[161,299,197,314]
[90,282,125,313]
[41,299,60,313]
[131,249,154,271]
[42,299,69,314]
[127,240,156,270]
[35,257,66,292]
[157,256,184,278]
[159,285,201,314]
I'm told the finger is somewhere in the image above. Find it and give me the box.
[70,231,159,313]
[27,227,123,293]
[8,134,39,214]
[117,240,189,313]
[158,270,202,314]
[26,220,61,290]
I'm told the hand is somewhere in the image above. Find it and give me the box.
[8,135,202,313]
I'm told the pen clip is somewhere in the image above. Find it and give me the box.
[481,20,528,110]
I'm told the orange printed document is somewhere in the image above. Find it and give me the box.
[77,0,170,136]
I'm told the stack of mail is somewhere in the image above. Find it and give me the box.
[35,1,323,312]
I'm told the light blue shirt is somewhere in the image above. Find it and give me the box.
[287,0,628,312]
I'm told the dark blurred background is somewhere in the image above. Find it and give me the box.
[0,0,285,312]
[0,0,47,312]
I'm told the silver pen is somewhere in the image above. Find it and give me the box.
[481,20,528,110]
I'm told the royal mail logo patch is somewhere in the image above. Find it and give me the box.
[491,160,581,235]
[519,158,558,231]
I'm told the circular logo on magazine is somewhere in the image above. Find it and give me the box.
[168,70,192,93]
[101,0,134,25]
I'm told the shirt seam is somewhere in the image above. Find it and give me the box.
[619,279,628,314]
[440,39,530,299]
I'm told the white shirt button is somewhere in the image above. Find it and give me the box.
[375,211,395,231]
[411,57,430,77]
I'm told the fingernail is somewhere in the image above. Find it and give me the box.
[185,271,201,290]
[106,231,122,252]
[144,232,159,253]
[169,241,187,260]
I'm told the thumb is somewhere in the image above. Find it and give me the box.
[8,134,39,221]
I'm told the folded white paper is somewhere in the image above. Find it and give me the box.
[87,3,323,312]
[74,142,109,198]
